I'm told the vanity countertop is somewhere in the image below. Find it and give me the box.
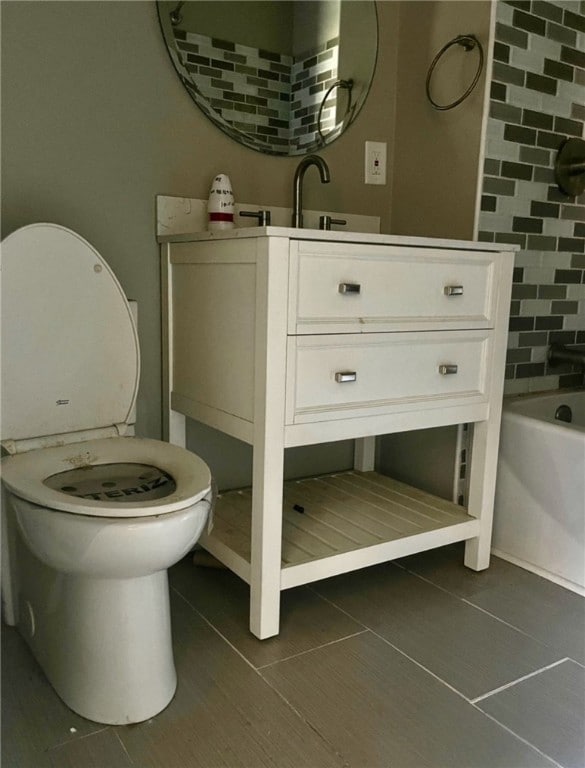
[158,226,519,252]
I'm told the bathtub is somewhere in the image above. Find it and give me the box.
[493,390,585,595]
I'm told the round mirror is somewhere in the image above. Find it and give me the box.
[157,1,378,156]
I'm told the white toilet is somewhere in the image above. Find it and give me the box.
[1,223,212,725]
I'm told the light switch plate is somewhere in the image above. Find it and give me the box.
[365,141,387,185]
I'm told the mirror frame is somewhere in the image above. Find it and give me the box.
[156,1,378,156]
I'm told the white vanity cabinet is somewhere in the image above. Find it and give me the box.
[161,228,515,639]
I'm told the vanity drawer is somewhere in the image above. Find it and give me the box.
[288,241,497,334]
[286,330,491,424]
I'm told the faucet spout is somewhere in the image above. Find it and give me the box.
[292,155,331,228]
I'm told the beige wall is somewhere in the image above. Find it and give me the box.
[391,1,492,240]
[180,2,294,54]
[1,0,398,444]
[292,1,341,56]
[1,1,490,490]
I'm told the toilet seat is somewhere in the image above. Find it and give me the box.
[1,437,211,518]
[1,224,140,446]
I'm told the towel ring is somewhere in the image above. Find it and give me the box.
[426,34,484,111]
[317,79,354,142]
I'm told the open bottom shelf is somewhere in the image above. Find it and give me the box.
[200,471,479,589]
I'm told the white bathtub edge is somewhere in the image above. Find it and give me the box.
[492,547,585,597]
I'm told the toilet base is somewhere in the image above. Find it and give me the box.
[16,536,178,724]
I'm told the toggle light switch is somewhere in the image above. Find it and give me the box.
[365,141,387,185]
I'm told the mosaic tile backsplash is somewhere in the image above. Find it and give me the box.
[479,0,585,394]
[173,29,340,154]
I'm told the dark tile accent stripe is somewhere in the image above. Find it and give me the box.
[563,8,585,33]
[546,20,578,45]
[537,130,566,150]
[527,234,557,250]
[555,269,583,283]
[550,329,577,344]
[501,161,533,180]
[484,177,517,195]
[509,316,535,331]
[496,21,529,47]
[520,146,550,165]
[522,108,553,130]
[513,9,547,36]
[507,347,532,362]
[560,372,585,386]
[551,301,578,314]
[559,236,585,251]
[531,200,559,217]
[513,216,543,233]
[555,116,583,135]
[491,101,523,123]
[538,284,567,299]
[512,283,538,299]
[494,42,511,62]
[516,362,545,377]
[526,72,557,95]
[561,45,585,68]
[491,81,507,101]
[518,331,548,346]
[532,1,563,23]
[493,61,525,85]
[535,316,563,330]
[543,58,574,82]
[504,124,537,144]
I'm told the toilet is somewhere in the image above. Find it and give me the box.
[1,223,213,725]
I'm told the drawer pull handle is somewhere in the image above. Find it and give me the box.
[444,285,464,296]
[339,282,361,294]
[335,371,357,383]
[439,364,458,375]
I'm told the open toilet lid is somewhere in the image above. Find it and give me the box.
[1,224,139,444]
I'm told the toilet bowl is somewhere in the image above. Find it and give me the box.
[1,224,213,724]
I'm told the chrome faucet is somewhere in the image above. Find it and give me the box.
[292,155,330,228]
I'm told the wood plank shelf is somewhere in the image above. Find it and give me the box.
[199,471,479,590]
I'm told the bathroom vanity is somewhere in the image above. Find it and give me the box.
[161,228,515,639]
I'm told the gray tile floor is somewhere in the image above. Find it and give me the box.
[2,544,584,768]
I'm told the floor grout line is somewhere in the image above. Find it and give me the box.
[310,588,472,703]
[171,587,259,671]
[396,562,571,651]
[113,728,136,766]
[256,629,369,670]
[46,726,110,752]
[312,589,567,768]
[170,586,349,767]
[470,705,565,768]
[470,658,571,704]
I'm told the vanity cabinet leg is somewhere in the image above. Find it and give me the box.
[249,237,288,640]
[465,253,513,571]
[249,438,284,640]
[354,436,376,471]
[168,410,187,448]
[464,420,500,571]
